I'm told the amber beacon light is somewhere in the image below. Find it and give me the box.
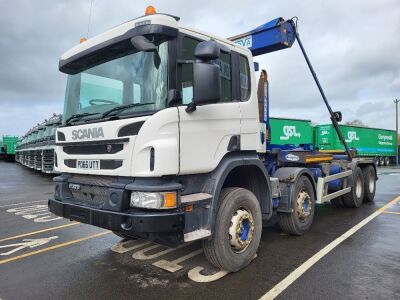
[145,5,156,15]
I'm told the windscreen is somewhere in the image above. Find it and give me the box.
[62,40,168,125]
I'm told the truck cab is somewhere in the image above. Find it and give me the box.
[49,8,377,272]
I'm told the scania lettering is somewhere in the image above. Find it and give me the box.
[72,127,105,140]
[49,7,377,272]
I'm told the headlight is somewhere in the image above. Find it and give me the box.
[130,191,177,209]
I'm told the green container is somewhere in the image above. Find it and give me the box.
[269,117,313,146]
[2,136,19,155]
[315,124,396,157]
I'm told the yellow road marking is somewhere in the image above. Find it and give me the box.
[381,211,400,215]
[379,195,400,212]
[0,222,80,243]
[0,231,110,265]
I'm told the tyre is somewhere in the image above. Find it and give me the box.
[378,157,384,166]
[202,187,262,272]
[384,157,390,166]
[362,165,376,202]
[278,176,315,235]
[330,196,345,208]
[343,167,364,208]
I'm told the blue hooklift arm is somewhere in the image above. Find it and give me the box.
[229,18,352,161]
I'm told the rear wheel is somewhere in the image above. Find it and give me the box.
[384,157,390,166]
[343,167,364,208]
[278,176,315,235]
[203,187,262,272]
[330,196,345,208]
[378,157,384,166]
[362,165,376,202]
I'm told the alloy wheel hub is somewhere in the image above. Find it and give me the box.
[296,190,311,222]
[229,208,254,252]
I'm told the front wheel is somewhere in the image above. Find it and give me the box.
[278,176,315,235]
[203,188,262,272]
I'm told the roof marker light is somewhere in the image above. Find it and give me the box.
[145,5,156,15]
[79,37,87,43]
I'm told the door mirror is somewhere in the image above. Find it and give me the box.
[192,62,220,106]
[186,41,221,113]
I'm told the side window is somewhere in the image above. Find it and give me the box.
[239,55,251,101]
[181,37,200,104]
[180,36,233,104]
[216,52,232,102]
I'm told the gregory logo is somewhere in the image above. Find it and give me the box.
[280,126,301,140]
[72,127,104,140]
[345,131,359,143]
[378,134,393,146]
[233,35,252,48]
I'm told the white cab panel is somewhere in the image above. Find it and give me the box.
[178,103,241,175]
[131,108,179,177]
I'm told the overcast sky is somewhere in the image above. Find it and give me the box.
[1,0,399,137]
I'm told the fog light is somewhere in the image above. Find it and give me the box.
[130,191,177,209]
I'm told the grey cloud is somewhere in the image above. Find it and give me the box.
[0,0,399,137]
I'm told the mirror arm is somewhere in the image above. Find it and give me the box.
[185,102,197,113]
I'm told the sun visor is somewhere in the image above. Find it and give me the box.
[59,24,178,75]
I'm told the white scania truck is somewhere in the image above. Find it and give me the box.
[49,7,377,272]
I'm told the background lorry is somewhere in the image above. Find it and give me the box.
[15,114,61,173]
[315,124,396,166]
[1,135,18,161]
[48,7,377,272]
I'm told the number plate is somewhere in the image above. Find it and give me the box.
[76,160,100,170]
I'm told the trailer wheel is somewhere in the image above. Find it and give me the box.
[202,187,262,272]
[330,196,345,208]
[362,165,376,202]
[278,176,315,235]
[378,157,384,166]
[384,157,390,166]
[343,167,364,208]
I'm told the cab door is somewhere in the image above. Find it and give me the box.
[178,35,241,174]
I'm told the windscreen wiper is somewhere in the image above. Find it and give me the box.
[65,112,101,125]
[101,102,155,118]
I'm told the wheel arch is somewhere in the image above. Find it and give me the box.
[209,152,273,230]
[273,167,316,213]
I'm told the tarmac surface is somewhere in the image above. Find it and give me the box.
[0,161,399,299]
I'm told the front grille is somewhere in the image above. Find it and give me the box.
[34,150,42,169]
[63,143,123,155]
[28,151,35,168]
[70,185,109,208]
[68,175,113,208]
[42,149,54,172]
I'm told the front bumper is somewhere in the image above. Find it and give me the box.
[48,198,185,247]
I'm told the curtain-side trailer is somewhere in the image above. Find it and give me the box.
[315,124,396,165]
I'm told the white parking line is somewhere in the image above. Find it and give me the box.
[259,195,400,300]
[0,200,46,208]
